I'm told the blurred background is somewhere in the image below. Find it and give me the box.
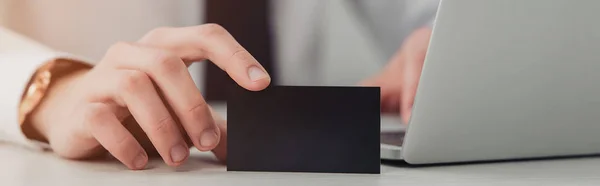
[321,0,385,86]
[0,0,385,88]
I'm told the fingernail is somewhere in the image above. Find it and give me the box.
[248,66,268,82]
[170,144,188,163]
[133,152,147,169]
[199,129,218,148]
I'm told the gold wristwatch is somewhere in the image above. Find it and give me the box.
[19,58,92,130]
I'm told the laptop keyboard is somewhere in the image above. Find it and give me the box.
[380,131,405,146]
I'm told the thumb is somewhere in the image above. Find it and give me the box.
[400,72,417,124]
[400,53,425,124]
[399,27,432,124]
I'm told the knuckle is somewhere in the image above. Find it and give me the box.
[119,71,150,92]
[185,100,214,131]
[187,99,208,116]
[112,133,130,147]
[83,104,111,130]
[231,48,253,63]
[142,27,175,41]
[106,42,134,56]
[149,116,177,136]
[148,50,182,74]
[149,50,173,66]
[83,106,105,124]
[197,23,227,38]
[225,49,254,71]
[101,42,136,66]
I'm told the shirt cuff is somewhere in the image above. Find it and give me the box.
[0,51,92,151]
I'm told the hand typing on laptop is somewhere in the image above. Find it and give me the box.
[361,27,432,124]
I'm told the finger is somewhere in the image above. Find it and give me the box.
[400,52,425,124]
[85,103,147,170]
[399,28,433,124]
[111,69,189,166]
[105,43,220,152]
[208,106,227,162]
[137,24,271,91]
[360,77,400,113]
[382,92,401,113]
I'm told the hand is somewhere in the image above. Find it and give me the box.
[361,27,432,124]
[27,24,271,170]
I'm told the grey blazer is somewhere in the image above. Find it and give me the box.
[272,0,440,86]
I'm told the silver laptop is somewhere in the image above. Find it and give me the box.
[380,0,600,164]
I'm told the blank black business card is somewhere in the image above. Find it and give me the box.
[227,85,380,174]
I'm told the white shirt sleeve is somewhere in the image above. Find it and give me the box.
[0,27,91,150]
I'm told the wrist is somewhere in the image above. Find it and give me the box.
[21,59,91,143]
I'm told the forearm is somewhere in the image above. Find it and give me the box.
[27,67,90,143]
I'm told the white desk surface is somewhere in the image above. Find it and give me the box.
[1,104,600,186]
